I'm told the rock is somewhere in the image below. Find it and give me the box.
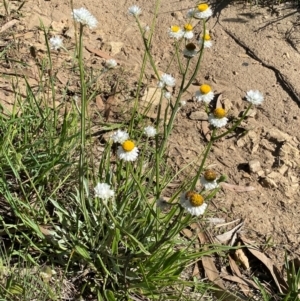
[246,108,257,118]
[171,11,183,21]
[236,136,247,148]
[278,164,289,175]
[248,159,261,173]
[64,27,75,39]
[279,142,300,168]
[267,171,281,180]
[101,42,112,53]
[260,139,275,152]
[252,144,259,154]
[260,177,278,188]
[189,111,208,121]
[257,170,265,177]
[51,20,68,33]
[266,127,292,143]
[108,41,124,56]
[140,87,171,120]
[222,98,232,112]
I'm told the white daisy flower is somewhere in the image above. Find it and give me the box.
[199,32,213,48]
[49,36,63,50]
[195,84,214,103]
[144,126,157,137]
[168,25,184,39]
[94,183,115,200]
[193,3,213,19]
[117,140,139,161]
[246,90,264,105]
[72,7,98,29]
[208,108,228,128]
[183,43,198,58]
[180,191,207,216]
[187,8,195,18]
[106,59,117,69]
[164,91,172,100]
[158,73,176,88]
[183,23,194,40]
[111,129,129,144]
[128,5,141,16]
[200,170,219,190]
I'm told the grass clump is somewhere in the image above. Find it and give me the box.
[0,1,289,301]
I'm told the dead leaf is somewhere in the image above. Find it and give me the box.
[235,248,250,270]
[239,234,288,293]
[220,182,256,192]
[198,232,226,289]
[215,218,241,228]
[197,231,247,301]
[201,120,211,141]
[206,217,226,225]
[238,53,250,58]
[220,273,259,290]
[216,93,223,108]
[0,19,19,33]
[104,95,116,121]
[85,46,115,60]
[228,254,242,277]
[14,31,35,39]
[56,72,68,85]
[192,262,200,277]
[215,221,244,244]
[181,228,193,239]
[95,95,105,111]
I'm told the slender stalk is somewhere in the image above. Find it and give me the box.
[191,128,216,190]
[182,20,206,92]
[129,0,161,133]
[158,59,190,157]
[213,104,253,141]
[175,41,184,75]
[78,24,86,203]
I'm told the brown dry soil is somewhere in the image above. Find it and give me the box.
[1,0,300,297]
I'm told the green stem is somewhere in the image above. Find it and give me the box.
[155,134,160,198]
[182,20,206,93]
[213,103,253,141]
[175,41,184,75]
[136,18,159,79]
[191,128,216,190]
[158,59,190,157]
[78,24,86,202]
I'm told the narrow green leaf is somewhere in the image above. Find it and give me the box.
[75,245,90,260]
[104,290,116,301]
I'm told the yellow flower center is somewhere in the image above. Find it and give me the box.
[204,34,211,41]
[184,23,193,31]
[200,84,211,94]
[122,140,135,152]
[204,170,217,181]
[186,43,196,51]
[171,25,180,33]
[198,3,209,12]
[188,192,204,207]
[213,108,226,119]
